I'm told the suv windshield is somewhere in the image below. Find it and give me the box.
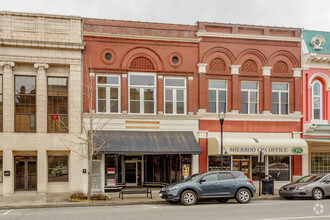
[295,174,325,183]
[182,173,204,182]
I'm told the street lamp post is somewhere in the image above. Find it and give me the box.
[219,112,225,171]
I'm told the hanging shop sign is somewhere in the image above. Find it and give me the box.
[107,168,115,174]
[107,179,116,186]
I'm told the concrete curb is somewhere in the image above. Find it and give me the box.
[0,196,283,210]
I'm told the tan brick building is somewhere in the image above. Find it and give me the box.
[0,11,84,195]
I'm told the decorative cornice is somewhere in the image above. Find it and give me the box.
[262,66,272,76]
[84,31,200,43]
[197,63,208,74]
[307,53,330,63]
[0,39,84,50]
[34,63,49,69]
[0,61,15,68]
[230,65,241,75]
[196,31,302,42]
[292,68,302,78]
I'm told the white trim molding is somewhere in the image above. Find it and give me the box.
[84,32,200,43]
[311,35,325,50]
[308,73,330,90]
[262,66,272,76]
[197,63,208,74]
[292,68,302,78]
[230,65,241,75]
[196,31,302,42]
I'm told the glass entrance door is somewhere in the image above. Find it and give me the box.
[91,160,102,192]
[233,160,250,178]
[15,156,37,191]
[125,161,137,186]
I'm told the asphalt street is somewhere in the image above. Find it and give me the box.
[1,199,330,220]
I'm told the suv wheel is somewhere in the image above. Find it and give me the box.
[181,190,197,206]
[235,188,251,204]
[312,188,323,200]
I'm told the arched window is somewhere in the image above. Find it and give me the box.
[312,81,322,120]
[241,59,258,73]
[209,58,226,72]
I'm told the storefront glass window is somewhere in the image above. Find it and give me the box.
[252,156,265,180]
[48,77,68,133]
[97,75,120,113]
[268,156,290,181]
[208,81,227,113]
[312,81,322,120]
[15,76,36,132]
[311,152,330,174]
[0,156,2,183]
[208,156,231,171]
[104,155,122,186]
[129,73,156,114]
[0,75,2,132]
[164,78,186,115]
[241,82,258,114]
[144,155,191,184]
[272,83,288,115]
[48,156,68,182]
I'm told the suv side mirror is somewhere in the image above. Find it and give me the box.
[199,178,206,184]
[325,180,330,184]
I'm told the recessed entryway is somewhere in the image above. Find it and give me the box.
[14,156,37,191]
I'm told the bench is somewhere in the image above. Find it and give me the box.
[119,188,152,200]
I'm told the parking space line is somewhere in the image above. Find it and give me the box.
[143,205,158,209]
[3,209,13,215]
[258,215,330,220]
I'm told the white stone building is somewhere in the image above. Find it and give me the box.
[0,11,84,195]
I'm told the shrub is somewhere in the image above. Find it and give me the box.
[70,192,87,200]
[91,194,110,201]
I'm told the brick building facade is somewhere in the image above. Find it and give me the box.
[83,19,307,192]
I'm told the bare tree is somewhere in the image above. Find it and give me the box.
[50,70,113,201]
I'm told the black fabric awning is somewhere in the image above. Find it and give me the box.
[92,130,202,155]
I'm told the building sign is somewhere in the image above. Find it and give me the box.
[107,168,115,174]
[107,179,116,186]
[292,147,303,154]
[227,146,304,155]
[182,164,190,179]
[229,147,289,154]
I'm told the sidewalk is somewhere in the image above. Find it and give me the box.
[0,187,282,210]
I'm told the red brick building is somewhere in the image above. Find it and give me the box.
[82,19,307,191]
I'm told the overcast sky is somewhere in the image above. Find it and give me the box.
[1,0,330,31]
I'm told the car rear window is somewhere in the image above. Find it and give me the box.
[218,173,234,180]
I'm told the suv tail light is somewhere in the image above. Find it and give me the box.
[248,179,253,183]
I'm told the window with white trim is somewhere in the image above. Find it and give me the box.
[164,78,186,114]
[129,73,156,114]
[208,81,227,113]
[96,75,120,113]
[312,81,322,120]
[241,82,258,114]
[272,83,289,115]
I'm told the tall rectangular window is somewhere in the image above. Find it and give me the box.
[0,156,2,183]
[208,81,226,113]
[48,78,68,133]
[15,76,36,132]
[48,155,69,182]
[129,73,156,114]
[96,75,120,113]
[0,75,2,132]
[241,82,258,114]
[272,83,289,114]
[164,78,186,114]
[312,81,322,120]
